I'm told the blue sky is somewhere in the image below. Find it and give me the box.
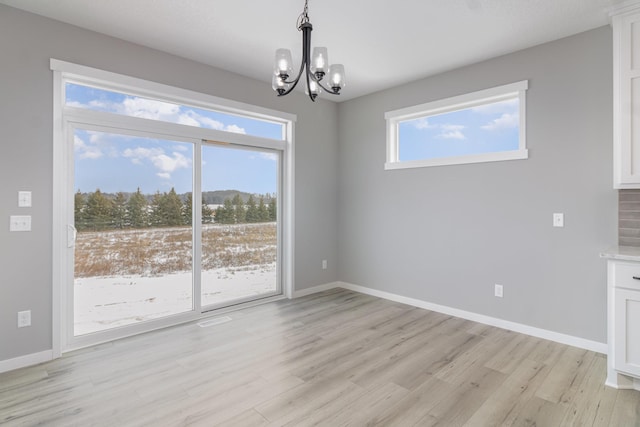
[398,98,520,161]
[70,84,279,195]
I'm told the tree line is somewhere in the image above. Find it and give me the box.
[75,188,276,231]
[213,194,276,224]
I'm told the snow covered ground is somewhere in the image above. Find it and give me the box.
[74,263,277,335]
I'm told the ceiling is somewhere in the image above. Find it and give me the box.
[0,0,623,102]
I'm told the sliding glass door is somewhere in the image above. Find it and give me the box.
[53,64,293,352]
[69,128,282,341]
[201,144,280,309]
[73,129,194,336]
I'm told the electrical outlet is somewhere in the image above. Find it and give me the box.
[322,259,328,270]
[494,284,503,298]
[10,215,31,232]
[18,310,31,328]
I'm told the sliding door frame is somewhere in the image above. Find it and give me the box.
[51,59,296,356]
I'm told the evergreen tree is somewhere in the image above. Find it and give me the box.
[183,192,193,226]
[245,195,259,223]
[232,194,246,223]
[214,198,235,224]
[84,189,113,230]
[126,188,148,228]
[258,196,269,222]
[268,196,277,221]
[149,192,164,227]
[74,191,87,230]
[214,205,224,224]
[202,197,214,224]
[159,188,184,226]
[111,192,127,229]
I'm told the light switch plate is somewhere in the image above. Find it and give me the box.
[18,310,31,328]
[18,191,32,207]
[10,215,31,232]
[553,213,564,228]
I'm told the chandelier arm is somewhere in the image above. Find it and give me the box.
[277,66,304,97]
[310,75,341,95]
[278,58,306,97]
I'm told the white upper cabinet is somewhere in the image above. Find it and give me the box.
[613,3,640,188]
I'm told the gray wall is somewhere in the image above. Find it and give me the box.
[0,4,339,361]
[337,26,616,343]
[0,3,617,364]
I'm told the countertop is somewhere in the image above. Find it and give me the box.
[601,246,640,262]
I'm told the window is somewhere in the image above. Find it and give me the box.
[51,59,295,353]
[385,80,528,169]
[65,82,285,140]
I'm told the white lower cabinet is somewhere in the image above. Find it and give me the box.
[607,259,640,389]
[614,287,640,377]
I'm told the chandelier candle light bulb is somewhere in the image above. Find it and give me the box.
[272,0,345,101]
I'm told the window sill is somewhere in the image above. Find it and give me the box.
[384,149,529,170]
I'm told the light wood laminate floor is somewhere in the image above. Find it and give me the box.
[1,289,639,426]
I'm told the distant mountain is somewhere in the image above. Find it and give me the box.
[202,190,256,205]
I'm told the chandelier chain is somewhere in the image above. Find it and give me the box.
[296,0,310,30]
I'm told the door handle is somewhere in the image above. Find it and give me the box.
[67,224,77,248]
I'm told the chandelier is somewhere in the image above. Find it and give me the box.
[272,0,345,101]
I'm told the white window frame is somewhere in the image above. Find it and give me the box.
[385,80,528,170]
[51,59,296,356]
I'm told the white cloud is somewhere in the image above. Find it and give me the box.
[74,134,103,159]
[123,147,164,161]
[74,131,123,159]
[437,124,466,140]
[481,112,519,131]
[412,118,434,130]
[193,114,224,130]
[225,124,246,134]
[439,130,466,140]
[259,152,278,161]
[70,93,248,135]
[152,152,190,174]
[67,101,85,108]
[123,147,191,180]
[177,113,201,127]
[122,97,180,120]
[180,111,246,134]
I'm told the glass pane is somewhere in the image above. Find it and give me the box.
[66,82,284,140]
[398,97,520,161]
[201,145,279,307]
[73,129,193,335]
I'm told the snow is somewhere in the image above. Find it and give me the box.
[74,263,277,336]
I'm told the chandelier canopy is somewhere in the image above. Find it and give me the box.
[272,0,345,101]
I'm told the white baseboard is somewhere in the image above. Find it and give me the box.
[0,350,53,374]
[292,281,341,298]
[302,281,607,354]
[605,374,640,391]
